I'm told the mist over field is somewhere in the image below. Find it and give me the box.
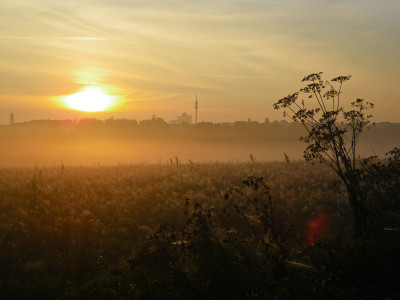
[1,119,399,167]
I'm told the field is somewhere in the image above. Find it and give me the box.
[1,161,399,299]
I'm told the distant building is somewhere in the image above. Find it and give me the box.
[10,113,14,125]
[169,112,192,125]
[178,112,192,124]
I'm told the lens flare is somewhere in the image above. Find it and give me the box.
[305,212,330,246]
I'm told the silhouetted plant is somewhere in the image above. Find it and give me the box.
[359,147,400,229]
[130,198,260,299]
[274,72,374,236]
[284,153,290,164]
[224,176,285,253]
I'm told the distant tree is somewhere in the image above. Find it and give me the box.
[139,117,168,128]
[77,118,104,128]
[104,118,138,128]
[273,72,374,236]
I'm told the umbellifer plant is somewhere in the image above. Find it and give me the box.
[273,72,374,236]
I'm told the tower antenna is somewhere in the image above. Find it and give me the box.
[195,91,198,124]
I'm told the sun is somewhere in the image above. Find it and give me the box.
[62,86,115,112]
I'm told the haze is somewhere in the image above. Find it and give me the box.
[1,119,399,167]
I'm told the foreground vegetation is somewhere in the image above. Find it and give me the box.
[0,161,399,299]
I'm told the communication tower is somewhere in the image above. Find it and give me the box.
[195,92,198,124]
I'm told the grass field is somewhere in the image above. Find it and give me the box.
[0,162,399,299]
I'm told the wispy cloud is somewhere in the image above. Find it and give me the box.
[0,0,400,121]
[0,36,106,41]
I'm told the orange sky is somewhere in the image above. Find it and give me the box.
[1,0,399,123]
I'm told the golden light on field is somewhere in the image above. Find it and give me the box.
[62,86,115,112]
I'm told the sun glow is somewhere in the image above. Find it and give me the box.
[62,86,115,112]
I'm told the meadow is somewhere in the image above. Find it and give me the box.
[1,161,399,299]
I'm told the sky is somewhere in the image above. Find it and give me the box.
[1,0,399,123]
